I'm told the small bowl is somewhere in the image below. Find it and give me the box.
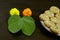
[40,21,60,36]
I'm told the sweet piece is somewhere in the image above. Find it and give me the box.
[44,10,54,17]
[50,23,60,34]
[50,6,60,14]
[51,17,60,24]
[56,23,60,27]
[50,26,60,34]
[55,13,60,18]
[44,20,55,28]
[39,14,49,21]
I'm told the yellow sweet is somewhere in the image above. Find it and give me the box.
[44,20,55,28]
[44,10,54,17]
[50,6,59,14]
[39,14,49,21]
[9,8,20,16]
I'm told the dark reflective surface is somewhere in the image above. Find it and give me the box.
[0,0,60,40]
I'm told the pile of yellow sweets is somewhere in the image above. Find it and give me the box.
[39,6,60,34]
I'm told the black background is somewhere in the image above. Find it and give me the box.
[0,0,60,40]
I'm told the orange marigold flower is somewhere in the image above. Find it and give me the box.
[22,8,32,16]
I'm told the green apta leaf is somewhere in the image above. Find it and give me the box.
[8,15,23,33]
[22,16,36,36]
[8,15,36,36]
